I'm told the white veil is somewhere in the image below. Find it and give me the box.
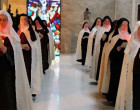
[90,25,111,79]
[125,21,140,58]
[0,10,33,110]
[115,21,140,110]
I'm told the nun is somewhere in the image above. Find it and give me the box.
[81,22,90,65]
[90,16,112,82]
[28,16,43,78]
[106,18,131,103]
[97,20,118,93]
[0,10,33,110]
[115,21,140,110]
[47,27,55,65]
[34,17,50,72]
[28,16,33,26]
[75,22,90,65]
[85,17,102,67]
[43,20,55,65]
[17,14,43,100]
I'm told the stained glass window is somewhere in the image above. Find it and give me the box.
[27,0,61,56]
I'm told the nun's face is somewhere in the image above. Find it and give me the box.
[120,21,128,32]
[104,19,110,26]
[0,14,8,30]
[96,19,101,27]
[35,20,41,27]
[84,23,89,29]
[29,19,32,25]
[138,26,140,37]
[43,21,46,25]
[20,16,28,26]
[113,23,117,30]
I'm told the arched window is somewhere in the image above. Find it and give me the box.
[138,4,140,20]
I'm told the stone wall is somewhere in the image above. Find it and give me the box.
[132,0,140,29]
[61,0,116,53]
[8,0,26,16]
[0,1,1,10]
[115,0,140,30]
[0,0,8,10]
[135,0,140,26]
[3,0,8,10]
[61,0,140,53]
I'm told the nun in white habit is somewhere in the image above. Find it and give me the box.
[17,14,43,98]
[85,17,102,67]
[97,20,118,93]
[75,22,90,62]
[115,21,140,110]
[42,20,55,65]
[0,10,33,110]
[48,27,55,65]
[106,18,131,103]
[90,16,112,81]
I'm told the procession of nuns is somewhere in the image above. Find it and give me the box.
[1,7,140,110]
[0,10,55,110]
[76,15,140,110]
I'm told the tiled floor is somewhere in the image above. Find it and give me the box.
[33,54,114,110]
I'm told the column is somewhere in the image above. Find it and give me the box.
[0,0,3,10]
[132,0,136,29]
[3,0,8,10]
[114,0,118,20]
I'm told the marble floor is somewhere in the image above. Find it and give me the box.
[33,54,114,110]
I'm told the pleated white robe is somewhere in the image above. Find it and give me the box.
[27,36,42,95]
[75,29,90,60]
[48,27,55,65]
[20,30,43,95]
[0,10,33,110]
[115,36,139,110]
[97,33,120,93]
[90,26,111,79]
[8,36,33,110]
[85,27,99,67]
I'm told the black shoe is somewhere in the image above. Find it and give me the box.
[82,63,85,65]
[77,59,82,62]
[43,70,46,74]
[32,94,36,101]
[102,93,107,96]
[82,62,85,65]
[89,81,98,85]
